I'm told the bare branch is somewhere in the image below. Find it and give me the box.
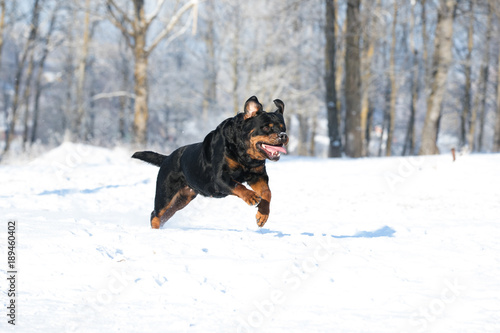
[106,1,134,33]
[92,91,136,101]
[107,0,133,26]
[106,2,134,48]
[161,14,192,50]
[146,0,167,28]
[146,0,199,55]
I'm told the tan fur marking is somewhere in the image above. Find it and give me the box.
[151,187,197,229]
[151,216,161,229]
[249,178,271,227]
[232,183,261,206]
[247,135,273,160]
[226,156,242,170]
[252,165,265,174]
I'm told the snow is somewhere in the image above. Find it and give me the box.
[1,142,499,332]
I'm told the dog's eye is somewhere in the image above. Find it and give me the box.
[262,126,270,132]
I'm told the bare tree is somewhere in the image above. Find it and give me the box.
[419,0,457,155]
[0,0,5,69]
[360,0,379,156]
[335,1,345,126]
[421,0,429,87]
[106,0,198,146]
[72,0,93,142]
[5,0,500,158]
[344,0,362,157]
[460,0,474,150]
[4,0,41,154]
[403,0,419,156]
[31,2,61,145]
[494,44,500,151]
[325,0,341,157]
[21,31,38,150]
[475,1,493,152]
[495,0,500,152]
[116,39,133,142]
[386,1,398,156]
[468,1,492,152]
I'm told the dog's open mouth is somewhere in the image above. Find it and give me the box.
[258,143,287,161]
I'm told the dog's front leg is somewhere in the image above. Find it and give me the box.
[249,177,271,227]
[231,182,262,207]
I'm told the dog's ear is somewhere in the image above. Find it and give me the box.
[244,96,263,119]
[273,99,285,115]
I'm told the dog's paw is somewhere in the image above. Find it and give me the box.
[256,211,269,227]
[243,191,261,207]
[151,216,161,229]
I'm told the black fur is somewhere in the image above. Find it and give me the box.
[132,96,288,229]
[131,151,166,167]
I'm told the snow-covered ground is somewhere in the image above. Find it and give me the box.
[1,142,499,332]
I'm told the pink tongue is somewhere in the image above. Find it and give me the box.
[263,144,287,154]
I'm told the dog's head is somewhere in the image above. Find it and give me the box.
[241,96,289,162]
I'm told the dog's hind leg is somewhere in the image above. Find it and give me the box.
[150,186,197,229]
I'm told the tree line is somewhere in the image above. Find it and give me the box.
[0,0,499,159]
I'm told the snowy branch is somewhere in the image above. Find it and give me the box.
[146,0,200,55]
[91,91,136,101]
[145,0,167,28]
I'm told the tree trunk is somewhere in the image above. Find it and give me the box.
[63,6,76,141]
[379,64,390,157]
[0,0,5,69]
[476,2,492,152]
[118,42,131,141]
[421,0,429,88]
[118,93,127,141]
[403,1,419,156]
[468,2,491,152]
[31,65,45,145]
[335,2,345,125]
[31,4,58,145]
[0,0,5,152]
[460,0,474,150]
[297,114,309,156]
[494,58,500,151]
[129,0,148,146]
[419,0,456,155]
[133,36,149,146]
[325,0,341,157]
[4,0,40,153]
[360,0,379,156]
[310,115,317,156]
[344,0,362,158]
[494,7,500,152]
[73,0,91,142]
[22,44,37,150]
[386,1,398,156]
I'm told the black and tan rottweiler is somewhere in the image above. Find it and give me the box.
[132,96,288,229]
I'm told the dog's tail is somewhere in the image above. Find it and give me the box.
[131,151,166,167]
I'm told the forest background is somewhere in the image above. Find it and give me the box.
[0,0,499,160]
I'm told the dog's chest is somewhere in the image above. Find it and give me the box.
[225,158,265,183]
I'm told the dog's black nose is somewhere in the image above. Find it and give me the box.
[279,132,288,142]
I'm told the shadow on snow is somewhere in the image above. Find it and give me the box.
[261,225,396,238]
